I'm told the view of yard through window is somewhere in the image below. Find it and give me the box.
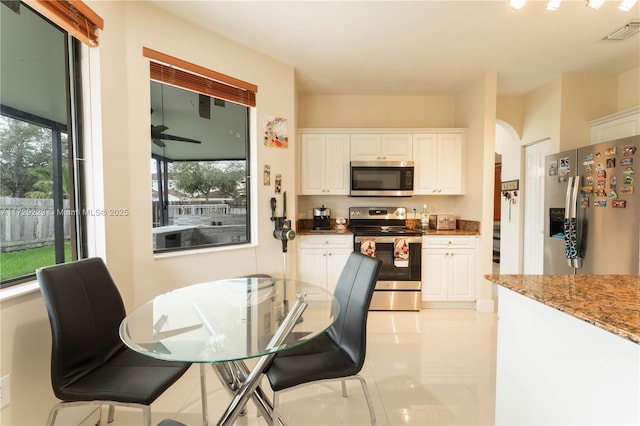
[0,117,72,282]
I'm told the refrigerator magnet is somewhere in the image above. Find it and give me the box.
[608,190,618,200]
[620,185,634,195]
[595,189,607,197]
[610,175,617,189]
[620,157,633,167]
[595,200,607,207]
[605,147,617,156]
[585,174,594,185]
[624,176,634,185]
[623,167,635,176]
[612,200,626,209]
[606,158,616,168]
[580,197,590,208]
[596,163,604,171]
[596,179,605,188]
[580,186,593,194]
[548,160,558,176]
[584,153,594,161]
[596,169,606,178]
[622,146,636,156]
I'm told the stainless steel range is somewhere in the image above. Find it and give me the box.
[349,207,422,311]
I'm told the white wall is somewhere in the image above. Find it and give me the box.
[494,123,522,274]
[0,1,298,424]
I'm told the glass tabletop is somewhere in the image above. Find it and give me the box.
[119,277,339,363]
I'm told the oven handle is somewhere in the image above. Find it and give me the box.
[354,235,422,244]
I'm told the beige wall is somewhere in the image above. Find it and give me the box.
[559,73,618,150]
[496,95,524,138]
[619,66,640,111]
[0,1,298,424]
[454,72,498,310]
[298,95,456,128]
[521,77,562,151]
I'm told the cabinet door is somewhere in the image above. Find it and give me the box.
[447,249,476,301]
[422,249,448,301]
[298,248,328,289]
[437,133,464,194]
[350,134,382,161]
[323,134,350,195]
[300,134,326,195]
[325,248,352,294]
[413,134,439,194]
[381,134,413,161]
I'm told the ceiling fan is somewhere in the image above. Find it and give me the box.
[151,124,202,147]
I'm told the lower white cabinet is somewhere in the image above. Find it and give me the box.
[422,236,476,302]
[298,235,353,294]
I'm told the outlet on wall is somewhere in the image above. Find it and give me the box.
[0,375,10,409]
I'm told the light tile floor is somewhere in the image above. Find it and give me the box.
[87,309,497,426]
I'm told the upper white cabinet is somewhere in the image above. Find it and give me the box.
[413,133,464,195]
[351,134,413,161]
[589,107,640,144]
[300,133,350,195]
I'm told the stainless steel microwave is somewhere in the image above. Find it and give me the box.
[350,161,414,197]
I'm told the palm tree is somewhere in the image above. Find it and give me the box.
[25,163,70,199]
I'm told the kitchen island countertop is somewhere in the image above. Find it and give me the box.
[485,274,640,344]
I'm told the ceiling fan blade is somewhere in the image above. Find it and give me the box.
[158,133,202,144]
[152,138,166,147]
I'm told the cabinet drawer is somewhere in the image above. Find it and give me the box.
[422,236,476,249]
[299,235,353,249]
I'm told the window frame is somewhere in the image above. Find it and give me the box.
[0,5,86,288]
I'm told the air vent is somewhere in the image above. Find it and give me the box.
[603,20,640,41]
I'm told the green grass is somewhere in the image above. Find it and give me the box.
[0,242,71,281]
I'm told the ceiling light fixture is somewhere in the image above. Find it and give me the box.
[510,0,527,9]
[619,0,639,11]
[603,20,640,40]
[587,0,606,9]
[546,0,563,10]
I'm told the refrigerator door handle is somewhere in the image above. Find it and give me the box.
[563,177,580,267]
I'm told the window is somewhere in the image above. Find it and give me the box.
[0,2,88,287]
[146,50,257,253]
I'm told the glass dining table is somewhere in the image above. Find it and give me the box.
[119,277,339,426]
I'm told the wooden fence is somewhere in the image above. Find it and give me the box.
[0,197,70,252]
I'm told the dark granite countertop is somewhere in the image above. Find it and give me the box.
[485,274,640,344]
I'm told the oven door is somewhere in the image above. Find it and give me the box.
[354,235,422,288]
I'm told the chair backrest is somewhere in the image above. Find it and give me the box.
[37,258,127,397]
[327,252,382,369]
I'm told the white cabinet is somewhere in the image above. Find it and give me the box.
[351,134,413,161]
[300,133,350,195]
[422,236,476,302]
[413,133,464,195]
[298,235,352,293]
[588,107,640,144]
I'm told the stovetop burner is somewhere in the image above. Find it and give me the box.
[348,206,422,236]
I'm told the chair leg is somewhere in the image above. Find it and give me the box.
[46,404,60,426]
[271,391,280,426]
[142,405,152,426]
[341,379,347,397]
[107,404,115,423]
[354,376,376,426]
[199,364,209,426]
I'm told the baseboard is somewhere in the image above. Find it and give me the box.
[421,301,476,309]
[475,298,495,313]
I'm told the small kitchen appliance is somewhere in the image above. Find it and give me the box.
[348,206,422,311]
[312,205,332,230]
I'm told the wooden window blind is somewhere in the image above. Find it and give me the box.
[24,0,103,46]
[143,47,257,108]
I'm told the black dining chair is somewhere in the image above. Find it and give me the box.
[37,257,206,426]
[264,252,383,425]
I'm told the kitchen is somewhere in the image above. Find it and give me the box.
[1,1,639,425]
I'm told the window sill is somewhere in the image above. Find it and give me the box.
[0,280,40,302]
[153,241,255,259]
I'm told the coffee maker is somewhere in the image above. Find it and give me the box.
[312,205,331,230]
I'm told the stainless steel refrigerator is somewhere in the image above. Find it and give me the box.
[543,135,640,274]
